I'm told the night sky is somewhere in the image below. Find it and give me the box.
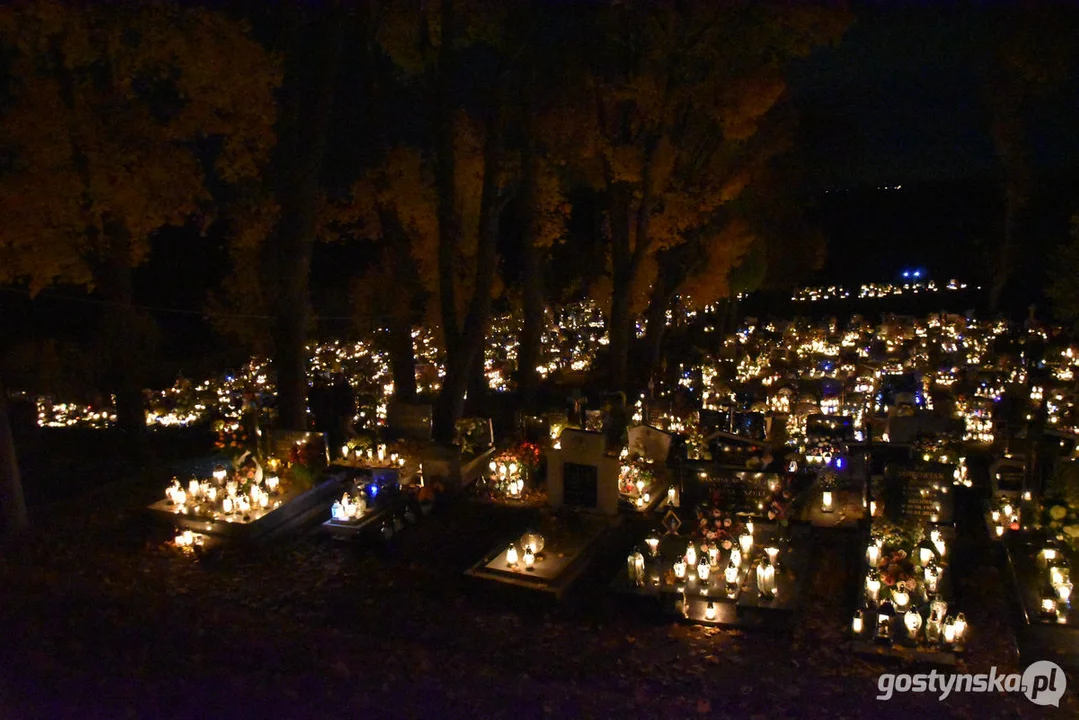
[792,3,1079,190]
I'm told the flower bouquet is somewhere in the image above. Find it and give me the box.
[213,419,255,462]
[286,436,327,491]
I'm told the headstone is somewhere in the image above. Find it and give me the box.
[627,425,672,463]
[689,469,778,516]
[387,402,433,441]
[887,415,964,444]
[880,463,955,525]
[547,429,619,516]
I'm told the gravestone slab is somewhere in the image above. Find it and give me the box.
[685,468,779,517]
[628,425,672,463]
[879,462,955,525]
[547,430,618,516]
[387,402,433,441]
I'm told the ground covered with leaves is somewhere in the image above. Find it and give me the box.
[0,431,1074,718]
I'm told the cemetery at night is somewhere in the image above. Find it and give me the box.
[2,1,1079,717]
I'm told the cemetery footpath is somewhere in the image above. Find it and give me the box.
[0,432,1072,719]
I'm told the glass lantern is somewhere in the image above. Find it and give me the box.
[891,581,910,612]
[875,600,895,643]
[865,572,882,605]
[627,550,645,586]
[756,558,777,598]
[724,560,739,586]
[904,609,923,641]
[685,543,697,567]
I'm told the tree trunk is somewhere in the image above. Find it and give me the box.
[642,282,670,389]
[466,343,487,411]
[606,185,633,393]
[989,188,1024,313]
[98,217,148,434]
[433,77,506,443]
[519,237,545,411]
[434,0,461,361]
[268,2,342,431]
[517,26,544,413]
[0,376,28,537]
[388,312,417,402]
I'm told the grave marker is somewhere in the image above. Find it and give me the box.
[547,429,619,515]
[387,402,433,441]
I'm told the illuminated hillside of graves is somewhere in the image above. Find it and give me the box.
[28,295,1079,460]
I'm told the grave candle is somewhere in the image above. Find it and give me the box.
[924,564,940,594]
[188,480,200,498]
[904,610,923,638]
[995,524,1004,537]
[685,544,697,566]
[506,543,519,567]
[1042,597,1058,617]
[724,561,738,585]
[697,559,710,582]
[645,535,660,557]
[523,546,535,569]
[919,545,934,567]
[1057,582,1073,603]
[822,491,834,512]
[991,510,1000,522]
[953,613,967,642]
[943,617,956,644]
[766,546,779,565]
[705,601,716,621]
[709,545,721,566]
[876,601,895,641]
[223,497,234,514]
[342,444,350,460]
[630,552,643,587]
[931,530,946,558]
[892,582,910,611]
[377,444,386,462]
[866,574,881,604]
[756,558,776,597]
[673,559,686,579]
[739,531,753,555]
[213,466,227,483]
[867,543,881,568]
[852,609,864,635]
[331,501,346,522]
[266,475,279,492]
